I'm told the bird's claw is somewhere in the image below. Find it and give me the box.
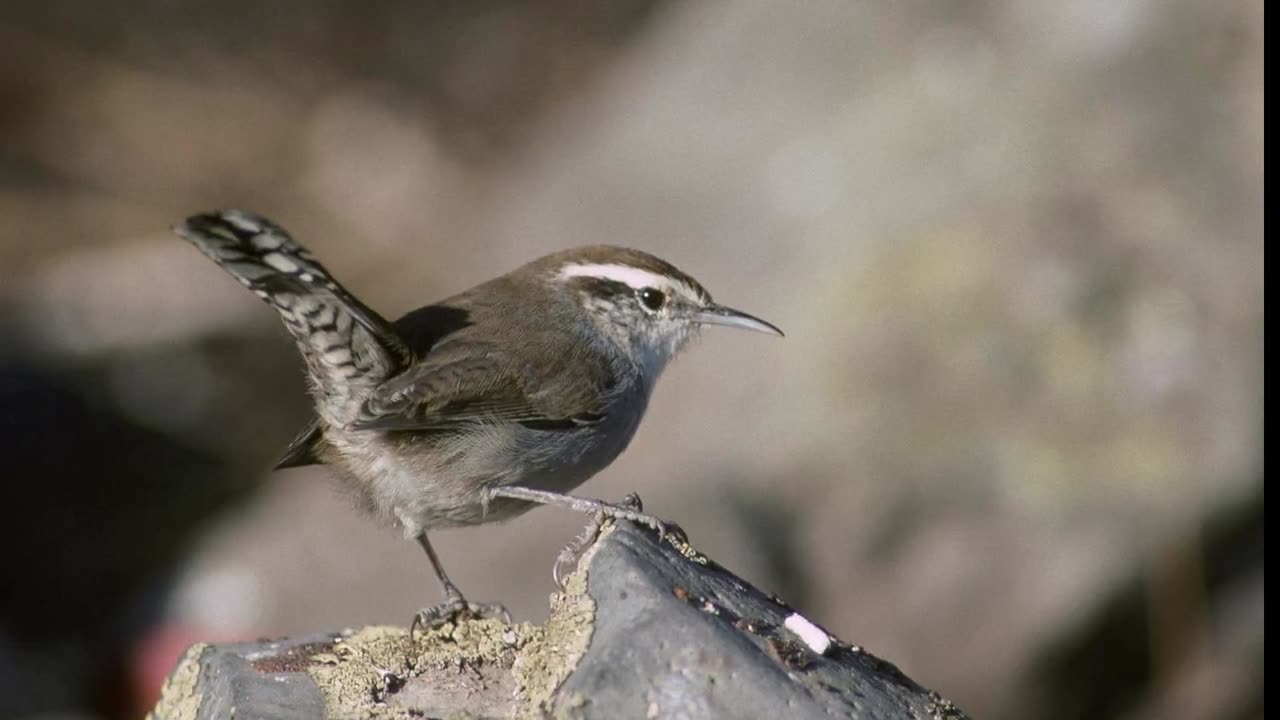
[554,510,606,588]
[409,598,511,640]
[552,494,687,587]
[599,494,687,546]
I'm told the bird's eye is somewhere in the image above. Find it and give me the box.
[638,287,667,312]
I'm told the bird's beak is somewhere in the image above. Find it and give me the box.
[694,304,784,337]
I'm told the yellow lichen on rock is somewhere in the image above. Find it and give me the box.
[147,642,207,720]
[304,524,609,718]
[511,525,603,718]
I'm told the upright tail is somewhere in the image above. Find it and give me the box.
[175,210,412,409]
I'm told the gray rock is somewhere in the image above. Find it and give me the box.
[150,521,968,719]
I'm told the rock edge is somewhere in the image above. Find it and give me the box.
[149,521,969,719]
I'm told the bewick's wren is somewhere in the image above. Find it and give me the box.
[176,210,782,627]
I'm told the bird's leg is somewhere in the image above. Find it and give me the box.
[410,533,510,636]
[493,486,687,549]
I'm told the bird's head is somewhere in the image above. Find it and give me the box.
[539,246,783,377]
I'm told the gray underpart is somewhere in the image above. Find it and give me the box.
[149,521,968,719]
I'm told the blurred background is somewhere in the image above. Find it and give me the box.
[0,1,1262,718]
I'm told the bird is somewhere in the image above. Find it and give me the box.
[175,209,783,627]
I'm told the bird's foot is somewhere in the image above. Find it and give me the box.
[597,492,688,546]
[554,510,607,588]
[409,597,511,639]
[618,492,644,512]
[552,493,687,587]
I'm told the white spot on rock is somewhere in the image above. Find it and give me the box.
[784,612,832,655]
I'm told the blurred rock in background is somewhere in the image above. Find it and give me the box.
[0,1,1262,719]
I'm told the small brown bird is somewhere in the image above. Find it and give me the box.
[176,210,782,626]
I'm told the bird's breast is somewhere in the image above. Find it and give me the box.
[491,394,648,494]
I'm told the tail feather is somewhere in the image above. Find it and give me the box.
[176,210,412,409]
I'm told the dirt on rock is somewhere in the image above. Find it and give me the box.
[303,526,607,719]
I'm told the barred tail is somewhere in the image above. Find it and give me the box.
[175,210,412,399]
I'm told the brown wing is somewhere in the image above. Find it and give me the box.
[350,351,607,432]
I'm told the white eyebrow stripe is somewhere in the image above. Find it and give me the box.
[558,263,674,291]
